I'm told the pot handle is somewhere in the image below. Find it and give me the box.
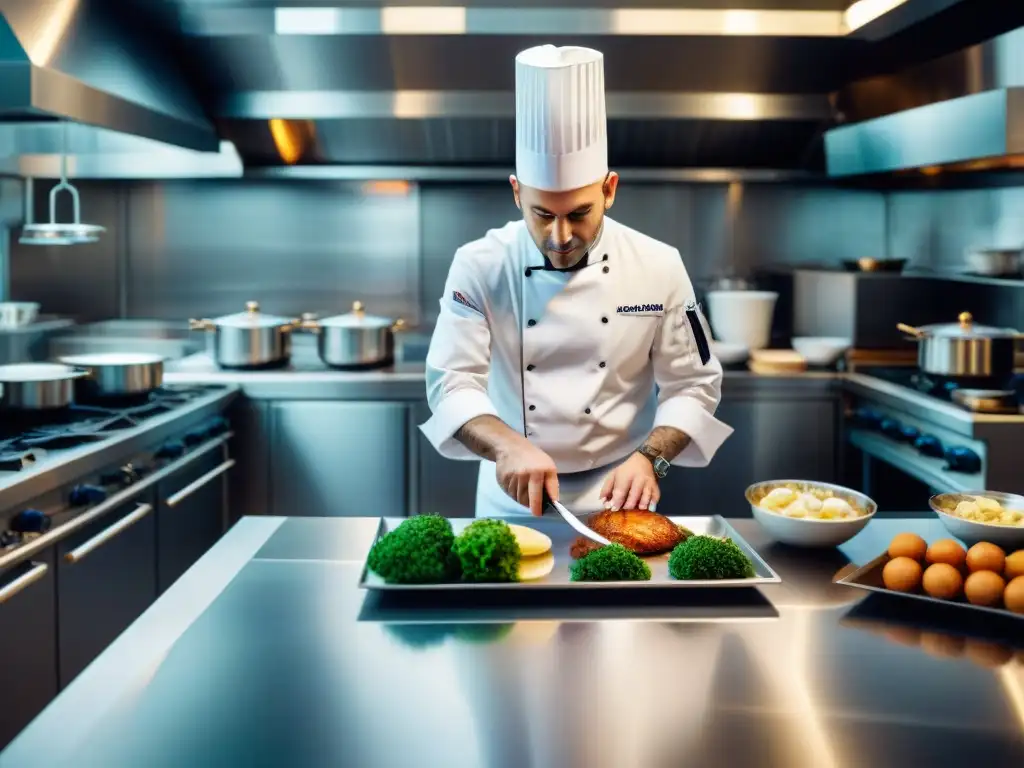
[299,313,321,334]
[392,318,407,333]
[896,323,924,339]
[188,318,214,331]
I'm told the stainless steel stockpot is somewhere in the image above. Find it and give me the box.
[301,301,406,369]
[190,301,298,369]
[897,312,1022,378]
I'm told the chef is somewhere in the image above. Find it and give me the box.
[421,44,732,518]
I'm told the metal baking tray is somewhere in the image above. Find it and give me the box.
[835,553,1023,621]
[358,515,780,591]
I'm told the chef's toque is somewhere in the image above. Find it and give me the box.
[514,45,609,192]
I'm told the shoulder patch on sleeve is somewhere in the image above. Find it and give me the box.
[451,290,482,314]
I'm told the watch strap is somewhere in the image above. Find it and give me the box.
[637,443,669,478]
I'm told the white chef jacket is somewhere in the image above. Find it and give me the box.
[420,216,732,517]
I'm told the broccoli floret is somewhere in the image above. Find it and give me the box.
[452,519,521,583]
[668,535,755,580]
[570,543,652,582]
[367,514,458,584]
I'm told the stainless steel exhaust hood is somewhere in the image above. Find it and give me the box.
[0,0,219,153]
[177,2,871,173]
[825,25,1024,177]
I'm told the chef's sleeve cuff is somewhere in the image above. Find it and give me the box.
[654,396,734,467]
[419,388,500,460]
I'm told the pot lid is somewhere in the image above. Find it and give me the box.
[916,312,1020,339]
[213,301,294,328]
[319,301,394,329]
[0,363,81,381]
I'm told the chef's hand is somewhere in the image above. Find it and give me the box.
[600,452,660,512]
[495,440,560,517]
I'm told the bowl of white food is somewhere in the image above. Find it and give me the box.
[791,337,852,366]
[928,491,1024,548]
[746,479,877,548]
[711,340,749,366]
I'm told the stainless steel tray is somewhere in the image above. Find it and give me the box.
[835,553,1024,621]
[358,515,780,591]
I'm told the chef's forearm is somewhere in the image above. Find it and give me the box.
[454,415,528,462]
[641,426,692,463]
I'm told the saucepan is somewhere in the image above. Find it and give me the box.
[897,311,1023,378]
[0,363,87,409]
[301,301,406,369]
[57,352,165,399]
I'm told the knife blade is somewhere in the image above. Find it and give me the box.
[542,492,612,546]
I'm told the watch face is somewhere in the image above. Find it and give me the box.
[653,457,670,477]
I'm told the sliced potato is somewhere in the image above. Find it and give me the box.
[508,523,553,557]
[518,551,555,581]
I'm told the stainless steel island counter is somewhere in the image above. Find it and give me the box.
[7,516,1021,768]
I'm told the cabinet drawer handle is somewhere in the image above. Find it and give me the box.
[0,562,48,604]
[166,459,235,508]
[65,503,153,564]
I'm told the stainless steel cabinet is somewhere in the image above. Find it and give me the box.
[157,450,231,593]
[412,400,479,517]
[0,549,58,750]
[56,493,158,687]
[270,402,408,517]
[658,399,838,518]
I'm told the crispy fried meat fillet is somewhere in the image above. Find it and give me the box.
[569,510,690,559]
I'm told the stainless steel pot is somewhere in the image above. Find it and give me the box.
[189,301,298,369]
[301,301,406,369]
[57,352,165,399]
[964,247,1022,276]
[0,363,86,409]
[897,312,1023,378]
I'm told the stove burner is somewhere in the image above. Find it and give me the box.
[0,386,220,471]
[865,368,1024,412]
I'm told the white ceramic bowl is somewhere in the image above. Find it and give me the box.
[705,291,778,351]
[711,340,749,365]
[791,336,852,366]
[928,491,1024,549]
[746,479,877,548]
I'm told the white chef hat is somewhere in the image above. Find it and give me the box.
[515,45,608,193]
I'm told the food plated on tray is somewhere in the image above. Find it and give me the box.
[746,479,877,548]
[836,531,1024,618]
[361,511,774,589]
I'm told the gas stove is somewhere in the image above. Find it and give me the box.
[842,368,1024,502]
[0,383,237,567]
[859,367,1024,413]
[0,386,225,473]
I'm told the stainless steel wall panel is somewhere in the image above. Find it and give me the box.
[124,180,421,324]
[732,184,887,270]
[886,186,1024,270]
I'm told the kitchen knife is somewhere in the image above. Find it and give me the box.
[542,492,612,546]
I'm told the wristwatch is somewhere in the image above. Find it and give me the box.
[637,443,670,479]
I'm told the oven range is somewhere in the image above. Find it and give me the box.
[0,385,239,558]
[843,368,1024,502]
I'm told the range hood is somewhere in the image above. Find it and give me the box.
[177,2,876,173]
[0,0,219,153]
[825,25,1024,177]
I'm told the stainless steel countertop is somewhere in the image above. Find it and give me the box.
[164,346,841,401]
[0,386,240,513]
[5,515,1021,767]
